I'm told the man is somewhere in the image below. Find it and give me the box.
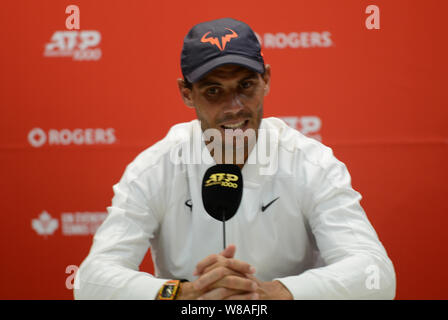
[74,18,396,300]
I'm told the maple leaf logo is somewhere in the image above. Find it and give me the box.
[32,211,59,236]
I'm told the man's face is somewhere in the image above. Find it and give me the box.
[179,64,271,151]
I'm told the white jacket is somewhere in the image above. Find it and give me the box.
[74,117,396,300]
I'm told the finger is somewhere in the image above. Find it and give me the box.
[202,263,246,279]
[195,266,257,291]
[245,273,262,285]
[201,258,256,276]
[194,266,233,290]
[224,292,259,300]
[220,244,236,259]
[193,245,236,276]
[194,244,237,276]
[223,258,256,275]
[213,275,258,292]
[193,254,219,276]
[197,287,245,300]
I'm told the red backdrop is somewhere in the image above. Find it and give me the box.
[0,0,447,299]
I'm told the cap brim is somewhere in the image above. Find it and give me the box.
[185,54,265,83]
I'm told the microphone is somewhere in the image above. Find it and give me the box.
[202,164,243,250]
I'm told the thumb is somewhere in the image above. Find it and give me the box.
[220,244,236,259]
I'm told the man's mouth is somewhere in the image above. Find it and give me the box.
[221,120,249,130]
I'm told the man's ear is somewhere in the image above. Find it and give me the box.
[177,78,195,108]
[262,64,271,96]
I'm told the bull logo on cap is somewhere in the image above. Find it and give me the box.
[201,28,238,51]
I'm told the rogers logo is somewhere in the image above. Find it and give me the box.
[28,128,116,148]
[43,30,102,61]
[255,31,332,49]
[28,128,47,148]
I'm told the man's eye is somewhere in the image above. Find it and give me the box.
[206,87,220,96]
[240,81,253,89]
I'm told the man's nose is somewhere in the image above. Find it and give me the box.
[223,93,244,114]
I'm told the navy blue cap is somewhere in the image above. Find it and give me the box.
[181,18,265,83]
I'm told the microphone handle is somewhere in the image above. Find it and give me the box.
[222,208,226,250]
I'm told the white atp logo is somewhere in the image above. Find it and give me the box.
[280,116,322,141]
[45,31,101,52]
[365,264,380,290]
[365,5,380,30]
[44,31,102,60]
[44,5,101,61]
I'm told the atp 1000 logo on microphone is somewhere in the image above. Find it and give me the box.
[205,173,239,188]
[28,128,116,148]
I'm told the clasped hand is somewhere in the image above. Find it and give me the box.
[177,244,292,300]
[178,244,262,300]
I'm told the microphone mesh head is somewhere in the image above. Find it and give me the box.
[201,164,243,222]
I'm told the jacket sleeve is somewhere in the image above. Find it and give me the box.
[275,147,396,299]
[74,165,168,300]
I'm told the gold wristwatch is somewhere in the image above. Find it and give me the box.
[157,280,181,300]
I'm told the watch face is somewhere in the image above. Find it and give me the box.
[161,284,175,298]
